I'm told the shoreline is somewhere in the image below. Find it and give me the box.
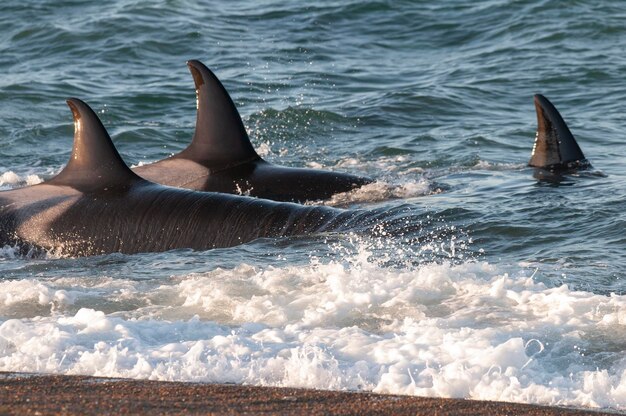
[0,372,620,415]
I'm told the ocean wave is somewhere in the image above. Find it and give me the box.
[1,248,625,409]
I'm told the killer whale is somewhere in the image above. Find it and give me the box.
[0,99,395,257]
[529,94,591,172]
[133,60,372,203]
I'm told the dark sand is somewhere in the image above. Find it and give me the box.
[0,372,620,415]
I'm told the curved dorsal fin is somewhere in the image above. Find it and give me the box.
[528,94,590,170]
[175,60,259,170]
[48,98,142,191]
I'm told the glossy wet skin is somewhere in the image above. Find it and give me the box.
[0,99,361,257]
[135,158,369,202]
[528,94,591,172]
[0,179,358,256]
[132,60,371,202]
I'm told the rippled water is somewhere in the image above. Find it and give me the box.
[1,0,626,410]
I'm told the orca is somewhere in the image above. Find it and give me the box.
[133,60,372,203]
[528,94,591,172]
[0,99,392,257]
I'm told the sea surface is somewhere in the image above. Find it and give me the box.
[1,0,626,411]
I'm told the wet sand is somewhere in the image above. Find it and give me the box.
[0,372,619,415]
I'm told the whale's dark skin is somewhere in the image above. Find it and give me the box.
[529,94,591,172]
[0,99,377,257]
[133,60,372,203]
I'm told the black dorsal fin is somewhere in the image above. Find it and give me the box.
[528,94,590,170]
[48,98,142,191]
[175,60,259,171]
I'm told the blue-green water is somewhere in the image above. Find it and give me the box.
[1,0,626,410]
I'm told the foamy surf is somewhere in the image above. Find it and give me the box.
[308,180,433,207]
[0,171,43,189]
[0,244,624,410]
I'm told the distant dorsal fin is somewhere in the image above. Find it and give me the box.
[48,98,142,191]
[528,94,591,170]
[175,60,259,171]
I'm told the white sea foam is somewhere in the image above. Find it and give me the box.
[473,160,526,171]
[0,245,625,410]
[130,161,149,168]
[255,141,275,157]
[0,171,43,189]
[313,179,432,206]
[301,155,433,206]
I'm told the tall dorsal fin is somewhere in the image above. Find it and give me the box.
[528,94,591,170]
[48,98,142,191]
[175,60,259,171]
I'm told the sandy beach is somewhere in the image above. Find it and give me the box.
[0,372,619,415]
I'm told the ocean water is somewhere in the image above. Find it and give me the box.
[1,0,626,410]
